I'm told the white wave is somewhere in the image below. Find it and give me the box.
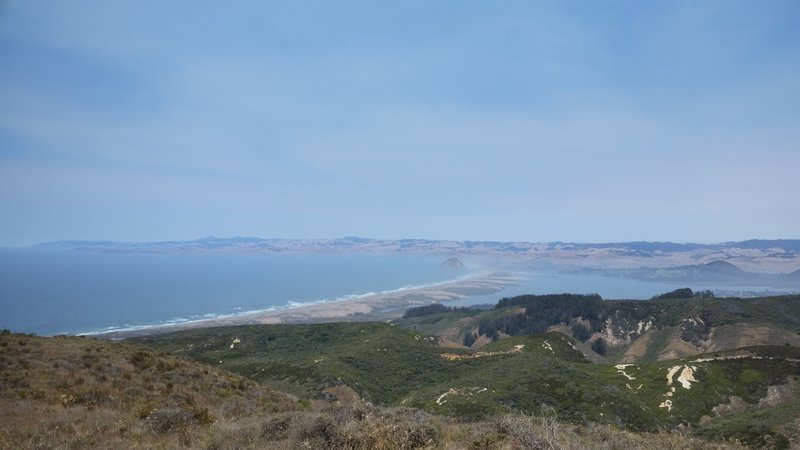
[78,270,499,337]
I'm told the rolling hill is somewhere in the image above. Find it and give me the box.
[0,330,746,449]
[3,287,798,448]
[396,293,800,363]
[131,303,800,448]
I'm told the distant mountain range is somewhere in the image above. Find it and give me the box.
[33,236,800,288]
[565,259,800,288]
[35,236,800,256]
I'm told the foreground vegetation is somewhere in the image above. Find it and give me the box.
[134,323,800,448]
[0,331,744,449]
[3,292,800,448]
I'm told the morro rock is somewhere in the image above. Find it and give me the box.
[439,257,466,270]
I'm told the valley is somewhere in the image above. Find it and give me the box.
[3,291,799,448]
[125,292,800,448]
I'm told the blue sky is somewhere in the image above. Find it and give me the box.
[1,1,799,245]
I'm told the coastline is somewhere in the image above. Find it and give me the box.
[93,271,521,339]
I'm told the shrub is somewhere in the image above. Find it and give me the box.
[591,338,607,355]
[128,350,153,370]
[498,414,553,449]
[145,406,214,433]
[738,369,763,385]
[262,413,293,440]
[653,288,694,300]
[463,332,477,347]
[570,323,591,342]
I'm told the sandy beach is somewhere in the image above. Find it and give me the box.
[95,271,521,339]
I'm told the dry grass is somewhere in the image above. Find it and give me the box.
[0,332,747,449]
[0,332,298,449]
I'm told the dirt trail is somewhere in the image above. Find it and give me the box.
[440,344,525,360]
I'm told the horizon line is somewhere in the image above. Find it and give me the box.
[17,235,800,248]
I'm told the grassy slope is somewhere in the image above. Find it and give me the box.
[402,333,655,427]
[0,331,743,450]
[395,308,484,346]
[396,295,800,364]
[136,323,800,448]
[132,322,454,404]
[0,331,299,449]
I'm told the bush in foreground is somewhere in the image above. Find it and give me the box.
[0,332,748,450]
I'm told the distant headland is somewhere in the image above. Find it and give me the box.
[35,236,800,276]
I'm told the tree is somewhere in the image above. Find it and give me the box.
[591,338,607,355]
[653,288,694,300]
[463,332,477,347]
[694,290,715,299]
[570,323,591,342]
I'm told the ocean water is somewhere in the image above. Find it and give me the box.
[447,270,798,308]
[2,250,790,336]
[446,272,692,307]
[0,250,457,335]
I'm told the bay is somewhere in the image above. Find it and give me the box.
[0,250,453,335]
[2,249,791,336]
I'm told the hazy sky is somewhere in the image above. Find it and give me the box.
[1,1,799,245]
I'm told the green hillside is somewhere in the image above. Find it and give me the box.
[1,330,745,449]
[134,321,800,448]
[3,292,797,448]
[132,322,451,404]
[395,293,800,363]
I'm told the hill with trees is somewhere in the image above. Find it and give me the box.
[0,330,747,449]
[129,293,800,448]
[2,291,799,449]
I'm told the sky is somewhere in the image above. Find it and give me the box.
[1,1,799,245]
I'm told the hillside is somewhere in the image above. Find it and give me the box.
[0,331,299,448]
[132,322,449,404]
[620,260,800,286]
[2,291,797,448]
[134,321,800,448]
[396,293,800,364]
[0,331,745,449]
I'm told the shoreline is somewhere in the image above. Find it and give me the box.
[92,271,522,339]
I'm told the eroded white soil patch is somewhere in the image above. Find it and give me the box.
[441,344,525,360]
[229,337,241,349]
[615,364,637,381]
[659,364,700,411]
[435,387,489,405]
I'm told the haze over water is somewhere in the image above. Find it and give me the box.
[0,250,455,335]
[3,249,786,336]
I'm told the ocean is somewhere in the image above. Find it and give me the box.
[1,249,786,336]
[447,272,692,307]
[0,250,456,336]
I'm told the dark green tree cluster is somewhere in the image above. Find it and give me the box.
[495,293,603,309]
[478,294,607,341]
[694,289,715,299]
[591,337,607,355]
[570,323,592,342]
[652,288,715,300]
[462,332,477,347]
[402,303,452,318]
[403,303,476,318]
[653,288,694,299]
